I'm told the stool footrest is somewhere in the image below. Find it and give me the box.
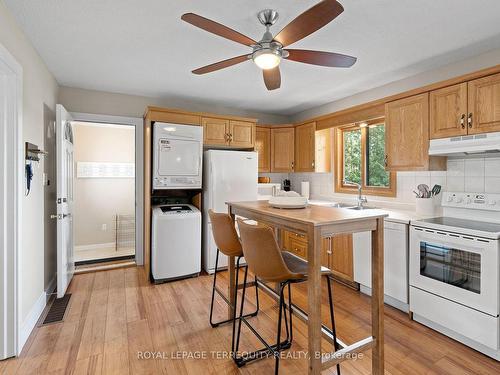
[233,339,292,367]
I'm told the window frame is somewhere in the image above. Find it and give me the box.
[334,119,396,197]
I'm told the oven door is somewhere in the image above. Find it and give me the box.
[410,226,499,316]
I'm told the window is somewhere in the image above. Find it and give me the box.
[335,120,396,196]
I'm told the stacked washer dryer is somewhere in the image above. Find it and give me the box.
[151,122,203,282]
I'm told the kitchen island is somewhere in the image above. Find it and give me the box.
[227,200,388,375]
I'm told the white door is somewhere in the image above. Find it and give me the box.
[56,104,75,298]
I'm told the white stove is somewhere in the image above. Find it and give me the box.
[410,192,500,360]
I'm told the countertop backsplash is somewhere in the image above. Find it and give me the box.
[259,156,500,210]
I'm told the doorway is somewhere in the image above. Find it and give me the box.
[71,121,136,265]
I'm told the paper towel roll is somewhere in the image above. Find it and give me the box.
[301,181,310,199]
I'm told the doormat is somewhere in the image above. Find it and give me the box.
[42,294,71,325]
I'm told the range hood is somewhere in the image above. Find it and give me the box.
[429,131,500,156]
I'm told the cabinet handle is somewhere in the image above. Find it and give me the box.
[326,237,332,254]
[384,154,388,168]
[460,114,466,129]
[468,113,473,129]
[291,161,294,169]
[312,160,315,168]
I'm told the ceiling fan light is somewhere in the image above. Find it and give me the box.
[253,49,281,70]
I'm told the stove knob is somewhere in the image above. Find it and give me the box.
[465,197,472,204]
[454,196,463,203]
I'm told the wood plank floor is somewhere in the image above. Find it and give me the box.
[2,266,499,374]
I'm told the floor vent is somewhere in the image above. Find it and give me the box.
[42,294,71,325]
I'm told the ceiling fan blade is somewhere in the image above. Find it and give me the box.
[274,0,344,47]
[286,49,356,67]
[263,67,281,90]
[192,55,250,75]
[181,13,256,47]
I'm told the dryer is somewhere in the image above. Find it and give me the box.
[153,122,203,190]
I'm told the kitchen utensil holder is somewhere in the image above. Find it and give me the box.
[415,197,435,216]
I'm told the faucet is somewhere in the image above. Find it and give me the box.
[343,180,368,208]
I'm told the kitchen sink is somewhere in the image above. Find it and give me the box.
[330,202,354,208]
[347,206,378,210]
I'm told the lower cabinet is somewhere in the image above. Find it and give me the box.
[353,221,409,311]
[281,230,354,283]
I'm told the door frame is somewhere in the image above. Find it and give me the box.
[0,43,23,358]
[69,112,144,265]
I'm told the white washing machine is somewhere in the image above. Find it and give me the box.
[152,204,201,282]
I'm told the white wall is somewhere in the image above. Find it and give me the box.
[73,123,135,247]
[0,1,59,338]
[59,86,291,124]
[292,48,500,123]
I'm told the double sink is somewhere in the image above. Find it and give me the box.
[320,202,378,210]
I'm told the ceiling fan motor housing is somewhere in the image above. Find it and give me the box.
[257,9,279,26]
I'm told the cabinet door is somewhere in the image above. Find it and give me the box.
[229,120,255,148]
[255,127,271,172]
[430,83,467,139]
[271,128,295,172]
[385,93,430,170]
[330,234,354,281]
[202,117,229,146]
[468,72,500,134]
[294,122,316,172]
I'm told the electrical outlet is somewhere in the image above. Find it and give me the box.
[102,224,107,231]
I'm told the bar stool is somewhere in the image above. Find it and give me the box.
[235,218,341,375]
[208,210,260,351]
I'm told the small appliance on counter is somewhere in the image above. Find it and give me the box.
[257,182,281,200]
[151,204,201,282]
[410,191,500,360]
[282,179,291,191]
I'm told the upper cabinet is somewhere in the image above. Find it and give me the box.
[468,72,500,135]
[294,122,316,172]
[430,83,468,139]
[430,72,500,138]
[271,127,295,172]
[255,127,271,172]
[202,117,255,148]
[385,93,440,171]
[202,117,229,146]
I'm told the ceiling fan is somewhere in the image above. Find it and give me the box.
[181,0,356,91]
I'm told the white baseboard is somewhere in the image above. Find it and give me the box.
[75,242,115,251]
[18,292,46,353]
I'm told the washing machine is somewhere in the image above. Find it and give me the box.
[151,204,201,282]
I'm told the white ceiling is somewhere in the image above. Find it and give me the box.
[5,0,500,116]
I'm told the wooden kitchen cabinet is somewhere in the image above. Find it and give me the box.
[385,93,445,171]
[430,83,468,139]
[255,126,271,172]
[294,122,316,172]
[330,234,354,282]
[281,229,354,283]
[229,120,254,148]
[202,117,255,148]
[468,72,500,135]
[271,127,295,172]
[202,117,229,146]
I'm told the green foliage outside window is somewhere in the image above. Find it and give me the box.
[367,125,390,187]
[342,124,389,188]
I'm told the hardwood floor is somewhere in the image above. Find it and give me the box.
[2,266,499,374]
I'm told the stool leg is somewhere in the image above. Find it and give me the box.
[326,276,341,375]
[275,282,286,375]
[233,260,249,360]
[209,249,220,327]
[230,256,242,354]
[252,275,260,317]
[287,282,293,344]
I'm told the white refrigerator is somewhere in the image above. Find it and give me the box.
[203,150,258,273]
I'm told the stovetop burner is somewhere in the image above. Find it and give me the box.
[419,216,500,234]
